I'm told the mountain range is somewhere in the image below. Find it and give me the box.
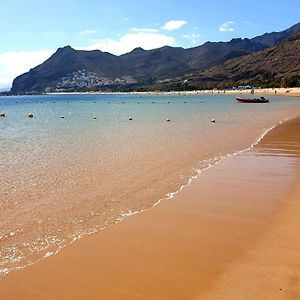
[178,31,300,89]
[11,22,300,93]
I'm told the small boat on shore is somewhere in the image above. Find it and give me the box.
[236,97,269,103]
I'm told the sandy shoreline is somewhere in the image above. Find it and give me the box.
[1,117,300,299]
[47,87,300,97]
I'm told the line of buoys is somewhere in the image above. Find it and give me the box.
[0,108,214,123]
[59,101,193,105]
[0,114,217,123]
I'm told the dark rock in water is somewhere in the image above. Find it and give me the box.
[0,112,5,117]
[27,113,34,118]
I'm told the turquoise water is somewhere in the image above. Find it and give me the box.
[1,93,300,275]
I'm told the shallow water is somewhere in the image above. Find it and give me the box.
[0,93,300,275]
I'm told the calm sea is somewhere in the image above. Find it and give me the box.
[1,93,300,275]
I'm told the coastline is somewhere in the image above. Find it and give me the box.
[1,115,300,298]
[46,87,300,97]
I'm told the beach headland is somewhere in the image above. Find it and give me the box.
[1,113,300,298]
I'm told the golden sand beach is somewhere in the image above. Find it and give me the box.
[1,115,300,299]
[48,87,300,97]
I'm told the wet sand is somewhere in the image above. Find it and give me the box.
[1,117,300,299]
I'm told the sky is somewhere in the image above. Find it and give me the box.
[0,0,299,89]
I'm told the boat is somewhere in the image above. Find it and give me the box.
[236,96,269,103]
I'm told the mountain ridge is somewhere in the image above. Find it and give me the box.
[11,22,300,92]
[166,30,300,90]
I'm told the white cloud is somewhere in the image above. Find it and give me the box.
[79,29,98,35]
[182,33,200,44]
[162,20,187,31]
[80,31,175,55]
[0,50,54,89]
[131,28,159,33]
[219,21,236,32]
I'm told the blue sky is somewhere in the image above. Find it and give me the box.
[0,0,299,89]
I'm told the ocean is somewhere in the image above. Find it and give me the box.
[1,93,300,276]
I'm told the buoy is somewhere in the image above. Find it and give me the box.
[166,118,171,122]
[0,112,5,117]
[129,117,133,121]
[92,116,97,120]
[211,119,216,123]
[27,113,34,118]
[60,115,64,119]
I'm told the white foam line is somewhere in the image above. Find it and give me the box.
[0,116,294,279]
[113,117,290,220]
